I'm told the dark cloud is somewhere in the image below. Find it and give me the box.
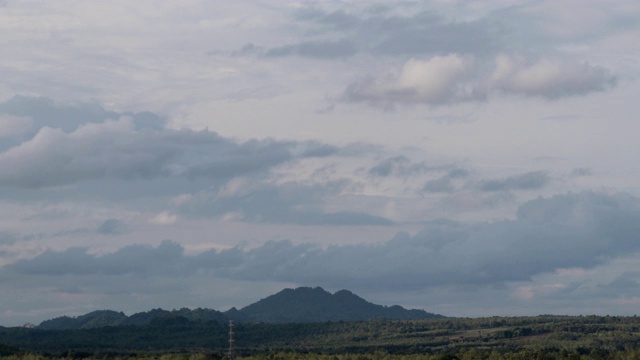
[178,180,393,226]
[10,192,640,294]
[479,171,549,192]
[97,219,130,236]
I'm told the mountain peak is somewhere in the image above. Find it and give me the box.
[233,286,442,323]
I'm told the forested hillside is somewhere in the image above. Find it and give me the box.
[3,315,640,356]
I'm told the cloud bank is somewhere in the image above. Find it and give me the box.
[8,192,640,293]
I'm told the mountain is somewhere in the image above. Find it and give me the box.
[39,310,127,330]
[36,287,442,329]
[38,308,228,330]
[228,287,443,323]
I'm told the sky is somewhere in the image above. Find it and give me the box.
[1,0,640,326]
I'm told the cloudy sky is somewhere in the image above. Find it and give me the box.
[1,0,640,326]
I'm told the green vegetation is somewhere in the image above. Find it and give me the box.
[3,315,640,357]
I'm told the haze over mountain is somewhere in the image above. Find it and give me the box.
[37,287,442,330]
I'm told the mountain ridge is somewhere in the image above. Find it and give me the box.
[37,286,443,330]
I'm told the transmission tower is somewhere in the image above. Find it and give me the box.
[227,320,235,360]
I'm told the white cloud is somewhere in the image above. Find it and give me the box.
[343,54,616,107]
[492,54,616,98]
[343,55,482,107]
[149,212,177,225]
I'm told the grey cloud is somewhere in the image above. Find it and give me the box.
[293,8,360,30]
[10,240,185,276]
[251,8,502,60]
[231,43,264,57]
[479,171,549,192]
[97,219,130,236]
[596,272,640,297]
[570,168,592,177]
[422,168,469,193]
[10,192,640,294]
[342,55,616,108]
[0,116,339,189]
[0,96,165,134]
[422,177,454,193]
[368,156,429,178]
[178,180,393,226]
[184,140,338,181]
[492,55,617,99]
[225,192,640,291]
[265,39,358,59]
[368,156,409,177]
[0,231,20,245]
[368,14,500,57]
[447,168,469,179]
[0,120,178,188]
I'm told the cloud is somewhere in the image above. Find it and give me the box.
[342,54,616,107]
[367,156,429,178]
[245,8,501,60]
[223,192,640,291]
[10,192,640,293]
[97,219,130,236]
[0,115,32,138]
[177,180,394,226]
[265,39,358,59]
[491,54,616,99]
[570,167,592,177]
[0,118,176,188]
[10,240,185,276]
[0,231,20,245]
[149,212,177,225]
[422,177,455,194]
[0,116,339,189]
[343,55,482,108]
[479,171,549,192]
[0,96,165,134]
[422,168,470,193]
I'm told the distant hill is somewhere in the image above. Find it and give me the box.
[38,308,227,330]
[37,286,442,330]
[230,286,443,323]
